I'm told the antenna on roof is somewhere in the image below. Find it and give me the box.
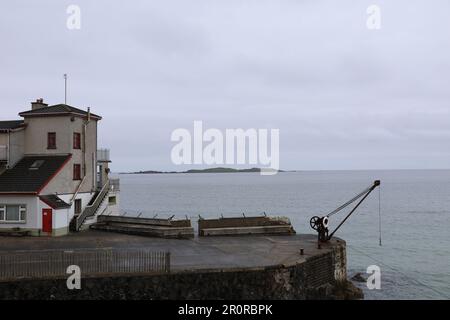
[63,73,68,104]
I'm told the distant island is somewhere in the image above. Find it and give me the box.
[121,167,288,174]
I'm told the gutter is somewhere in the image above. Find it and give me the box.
[0,126,26,134]
[0,192,36,195]
[19,112,101,120]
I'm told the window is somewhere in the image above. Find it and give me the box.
[73,164,81,180]
[0,205,26,222]
[29,160,45,170]
[73,132,81,150]
[47,132,56,149]
[74,199,82,214]
[108,196,117,205]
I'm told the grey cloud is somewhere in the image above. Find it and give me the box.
[1,0,450,171]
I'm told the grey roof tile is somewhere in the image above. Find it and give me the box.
[0,120,25,131]
[19,104,101,120]
[0,155,72,193]
[39,194,71,209]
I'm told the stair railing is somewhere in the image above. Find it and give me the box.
[75,181,110,231]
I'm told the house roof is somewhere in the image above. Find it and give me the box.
[39,195,71,209]
[0,154,72,194]
[0,120,25,132]
[19,104,102,120]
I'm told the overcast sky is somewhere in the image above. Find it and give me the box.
[1,0,449,171]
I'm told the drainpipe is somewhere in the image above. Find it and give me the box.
[83,107,91,180]
[70,176,86,204]
[70,108,91,205]
[92,152,95,191]
[7,131,10,169]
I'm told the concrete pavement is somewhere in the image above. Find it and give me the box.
[0,230,343,271]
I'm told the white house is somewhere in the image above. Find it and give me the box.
[0,99,120,236]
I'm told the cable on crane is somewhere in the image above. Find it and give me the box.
[310,180,381,242]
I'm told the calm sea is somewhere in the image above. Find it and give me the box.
[115,170,450,299]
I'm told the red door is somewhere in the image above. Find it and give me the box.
[42,209,52,233]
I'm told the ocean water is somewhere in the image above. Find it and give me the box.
[116,170,450,300]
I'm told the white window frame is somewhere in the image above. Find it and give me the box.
[0,204,27,223]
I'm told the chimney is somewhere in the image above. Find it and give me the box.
[31,98,48,110]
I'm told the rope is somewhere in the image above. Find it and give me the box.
[378,186,382,246]
[326,185,373,217]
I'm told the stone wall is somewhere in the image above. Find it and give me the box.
[0,241,361,300]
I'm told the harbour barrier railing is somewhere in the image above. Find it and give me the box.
[0,248,170,281]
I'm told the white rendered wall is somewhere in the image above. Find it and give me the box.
[57,192,95,222]
[0,196,39,229]
[9,129,25,168]
[39,200,70,230]
[106,190,121,216]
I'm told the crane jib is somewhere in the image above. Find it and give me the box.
[310,180,381,243]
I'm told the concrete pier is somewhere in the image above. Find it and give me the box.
[197,216,296,237]
[0,231,362,299]
[91,215,195,238]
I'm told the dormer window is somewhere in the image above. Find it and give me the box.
[73,132,81,150]
[47,132,56,149]
[29,160,45,170]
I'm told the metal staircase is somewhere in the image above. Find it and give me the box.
[70,181,110,232]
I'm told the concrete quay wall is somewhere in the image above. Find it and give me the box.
[0,241,362,300]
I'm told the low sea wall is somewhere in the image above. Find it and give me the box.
[0,240,362,300]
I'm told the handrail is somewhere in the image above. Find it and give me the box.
[109,178,120,191]
[75,181,110,230]
[97,149,110,162]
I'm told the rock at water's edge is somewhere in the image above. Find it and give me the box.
[351,272,367,283]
